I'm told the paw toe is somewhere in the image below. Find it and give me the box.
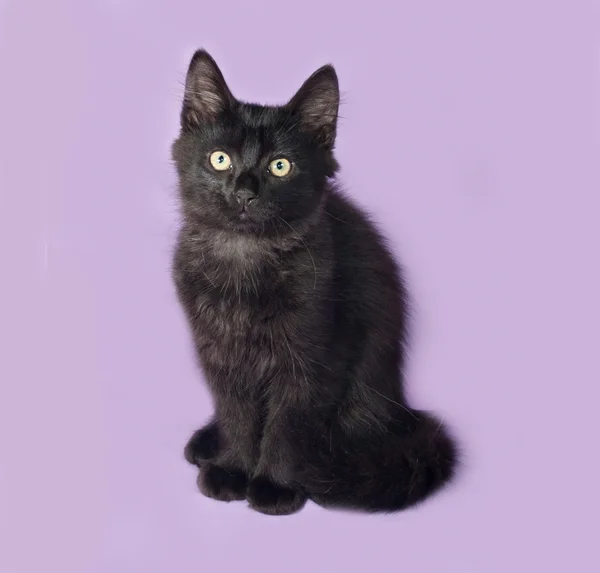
[247,476,306,515]
[198,464,247,502]
[185,423,220,465]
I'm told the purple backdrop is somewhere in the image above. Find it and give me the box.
[1,0,599,571]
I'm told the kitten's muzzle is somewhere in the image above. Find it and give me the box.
[234,188,257,210]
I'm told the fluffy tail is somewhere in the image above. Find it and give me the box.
[305,409,457,512]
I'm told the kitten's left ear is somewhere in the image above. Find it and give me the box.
[288,65,340,148]
[181,49,234,129]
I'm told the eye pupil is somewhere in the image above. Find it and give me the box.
[276,161,283,170]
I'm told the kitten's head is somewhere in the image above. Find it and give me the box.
[172,50,339,234]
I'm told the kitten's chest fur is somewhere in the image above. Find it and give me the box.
[174,228,315,381]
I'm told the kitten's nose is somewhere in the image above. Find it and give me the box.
[234,189,257,208]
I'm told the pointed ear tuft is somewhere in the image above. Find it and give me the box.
[181,50,234,128]
[288,65,339,148]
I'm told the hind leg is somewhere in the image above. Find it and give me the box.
[184,420,221,465]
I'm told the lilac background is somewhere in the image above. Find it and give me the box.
[1,0,599,571]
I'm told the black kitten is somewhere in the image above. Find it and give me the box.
[172,50,456,515]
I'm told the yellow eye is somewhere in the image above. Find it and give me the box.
[209,151,232,171]
[269,158,292,177]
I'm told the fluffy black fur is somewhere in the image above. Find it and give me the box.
[172,50,457,515]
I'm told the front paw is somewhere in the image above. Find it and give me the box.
[185,422,221,465]
[247,476,307,516]
[197,464,248,502]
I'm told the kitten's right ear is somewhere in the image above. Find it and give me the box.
[181,50,234,129]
